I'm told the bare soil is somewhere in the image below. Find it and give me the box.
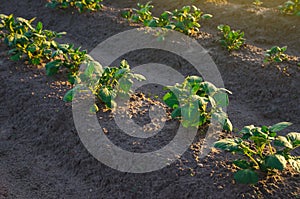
[0,0,299,198]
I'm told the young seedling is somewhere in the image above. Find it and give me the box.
[253,0,263,6]
[279,0,300,16]
[64,58,146,111]
[264,46,288,63]
[163,76,232,131]
[46,0,103,13]
[217,24,245,51]
[214,122,300,184]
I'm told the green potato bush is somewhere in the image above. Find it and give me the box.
[217,24,245,51]
[0,14,87,83]
[264,46,288,63]
[163,76,232,131]
[46,0,103,13]
[215,122,300,184]
[279,0,300,16]
[121,2,212,35]
[64,58,146,111]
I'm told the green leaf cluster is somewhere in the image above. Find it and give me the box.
[252,0,263,6]
[163,76,232,131]
[279,0,300,16]
[121,2,212,35]
[46,0,103,13]
[264,46,288,63]
[217,24,245,51]
[64,58,146,111]
[45,44,87,84]
[0,14,87,83]
[0,14,65,65]
[214,122,300,184]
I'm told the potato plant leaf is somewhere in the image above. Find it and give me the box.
[288,159,300,173]
[186,75,203,85]
[36,21,43,32]
[45,60,62,76]
[131,73,146,81]
[163,91,179,109]
[99,87,113,108]
[239,125,255,137]
[233,160,252,169]
[269,122,292,132]
[234,169,259,184]
[171,107,181,119]
[264,154,287,171]
[118,77,133,93]
[274,136,293,149]
[181,101,199,124]
[223,118,233,132]
[212,91,229,107]
[63,88,75,102]
[10,53,21,61]
[200,81,217,94]
[214,138,242,152]
[286,132,300,147]
[201,14,213,19]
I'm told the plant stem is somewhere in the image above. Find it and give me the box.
[245,152,260,169]
[240,143,260,168]
[269,142,274,154]
[241,143,257,154]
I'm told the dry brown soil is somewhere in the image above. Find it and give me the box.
[0,0,299,198]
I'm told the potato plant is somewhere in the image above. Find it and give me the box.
[0,14,87,83]
[64,58,146,111]
[217,24,245,51]
[46,44,87,84]
[279,0,300,16]
[46,0,103,13]
[214,122,300,184]
[253,0,263,6]
[0,14,65,65]
[121,2,212,35]
[122,1,154,23]
[264,46,288,63]
[163,76,232,131]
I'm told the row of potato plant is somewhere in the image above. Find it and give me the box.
[0,13,232,132]
[217,25,289,64]
[121,2,213,35]
[64,57,233,131]
[44,1,294,65]
[0,14,87,83]
[120,2,300,184]
[45,0,300,16]
[46,0,103,13]
[254,0,300,16]
[1,10,299,185]
[122,2,294,66]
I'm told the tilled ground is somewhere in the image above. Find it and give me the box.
[0,0,299,198]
